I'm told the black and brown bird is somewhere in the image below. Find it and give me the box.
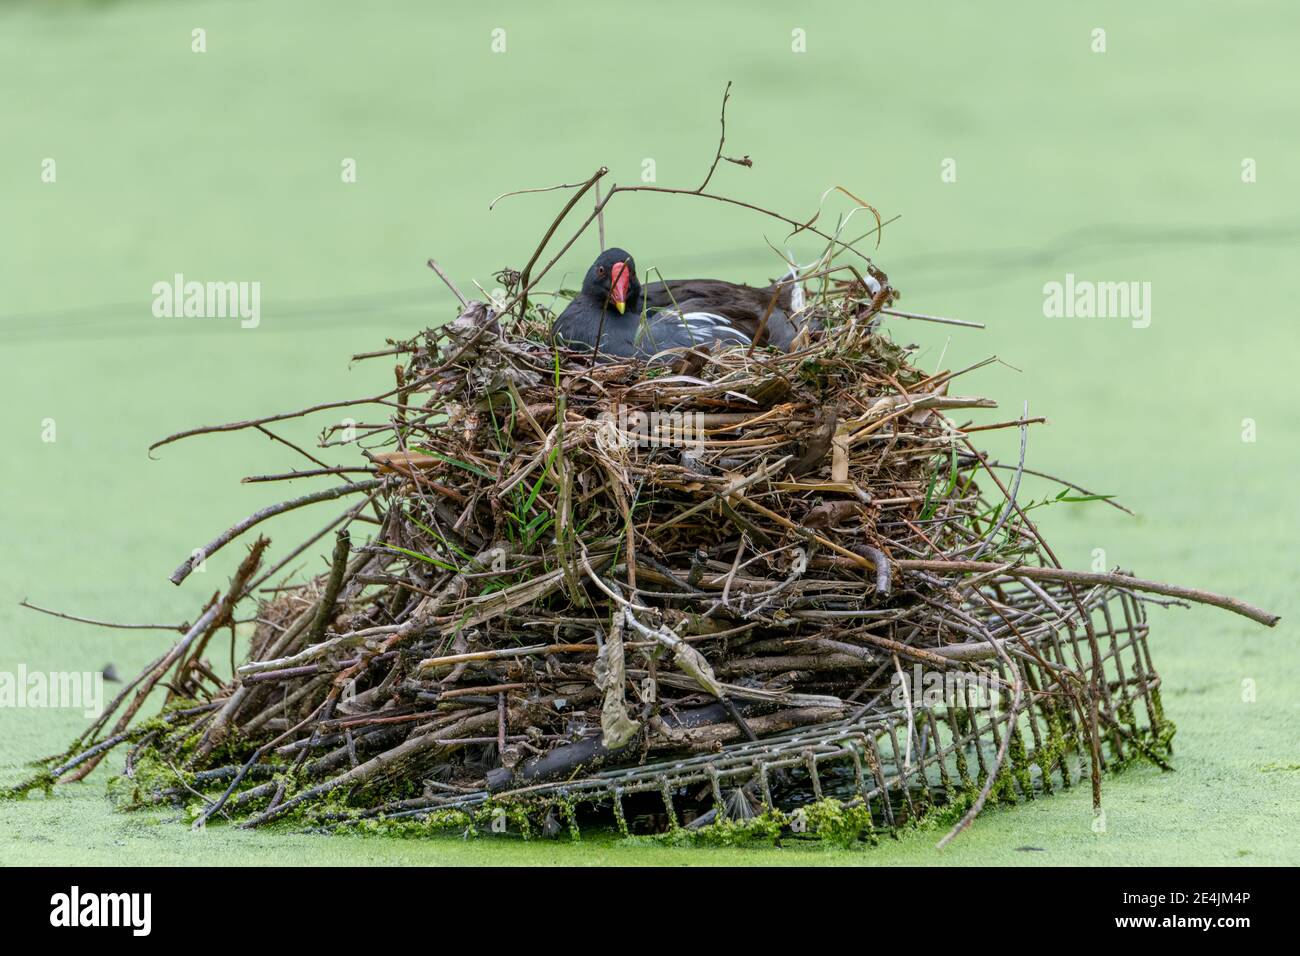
[552,248,808,358]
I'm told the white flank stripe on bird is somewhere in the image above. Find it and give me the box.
[679,311,750,343]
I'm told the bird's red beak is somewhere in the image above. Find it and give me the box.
[609,260,631,315]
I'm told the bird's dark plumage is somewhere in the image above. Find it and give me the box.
[649,279,802,351]
[552,248,806,359]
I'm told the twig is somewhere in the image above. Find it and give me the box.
[169,479,383,586]
[243,467,376,484]
[515,167,608,319]
[255,424,331,471]
[305,530,351,645]
[880,308,985,329]
[149,377,437,455]
[426,258,468,307]
[894,560,1279,627]
[697,80,735,193]
[18,600,188,633]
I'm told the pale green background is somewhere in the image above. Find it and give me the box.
[1,0,1296,865]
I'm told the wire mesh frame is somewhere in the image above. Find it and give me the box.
[381,585,1169,837]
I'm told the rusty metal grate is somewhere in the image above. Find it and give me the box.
[371,585,1169,839]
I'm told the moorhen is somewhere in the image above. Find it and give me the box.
[552,248,807,359]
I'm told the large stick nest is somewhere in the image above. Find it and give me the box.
[10,91,1277,840]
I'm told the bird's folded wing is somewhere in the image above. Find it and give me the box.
[634,310,752,356]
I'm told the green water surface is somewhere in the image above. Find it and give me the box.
[1,0,1296,865]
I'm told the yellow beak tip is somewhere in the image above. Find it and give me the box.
[614,301,625,315]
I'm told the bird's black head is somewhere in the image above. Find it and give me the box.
[581,247,639,315]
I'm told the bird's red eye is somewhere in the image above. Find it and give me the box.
[597,266,606,277]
